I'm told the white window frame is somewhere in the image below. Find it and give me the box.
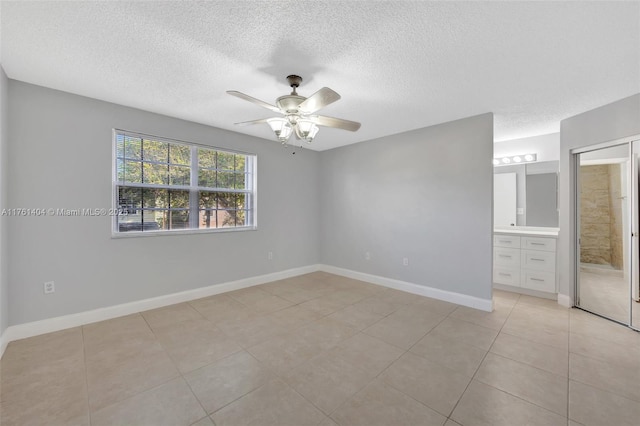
[112,129,257,237]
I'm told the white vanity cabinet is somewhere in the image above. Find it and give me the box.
[493,235,521,287]
[493,228,558,295]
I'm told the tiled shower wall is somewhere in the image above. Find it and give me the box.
[580,164,623,268]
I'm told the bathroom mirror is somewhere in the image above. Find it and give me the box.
[494,160,559,227]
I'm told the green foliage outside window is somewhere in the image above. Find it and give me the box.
[115,132,254,233]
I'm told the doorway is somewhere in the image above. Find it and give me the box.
[575,141,639,329]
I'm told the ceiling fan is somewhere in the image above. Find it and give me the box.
[227,75,361,146]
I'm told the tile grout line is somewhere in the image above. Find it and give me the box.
[248,286,440,422]
[445,293,520,422]
[271,317,380,420]
[137,312,210,422]
[325,304,455,421]
[454,296,576,422]
[327,295,505,423]
[189,278,385,424]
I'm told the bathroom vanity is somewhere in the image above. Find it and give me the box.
[493,226,559,297]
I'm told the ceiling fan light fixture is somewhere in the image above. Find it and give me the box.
[296,119,319,143]
[267,118,292,144]
[228,74,361,148]
[304,124,320,143]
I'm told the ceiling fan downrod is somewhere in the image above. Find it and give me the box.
[286,75,302,95]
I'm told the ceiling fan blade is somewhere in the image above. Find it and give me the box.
[227,91,281,113]
[234,118,271,126]
[298,87,341,114]
[312,115,361,132]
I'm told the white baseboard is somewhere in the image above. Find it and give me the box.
[1,263,495,359]
[0,264,321,358]
[319,264,493,312]
[0,330,8,358]
[557,293,573,308]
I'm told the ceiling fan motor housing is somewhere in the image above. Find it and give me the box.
[276,95,306,114]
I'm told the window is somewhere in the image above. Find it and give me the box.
[113,130,256,234]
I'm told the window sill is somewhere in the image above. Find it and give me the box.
[111,226,257,239]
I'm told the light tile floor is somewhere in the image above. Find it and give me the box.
[1,272,640,426]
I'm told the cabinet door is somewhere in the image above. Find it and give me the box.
[494,235,521,249]
[521,270,556,292]
[522,237,556,252]
[494,247,521,268]
[494,267,521,286]
[521,250,555,272]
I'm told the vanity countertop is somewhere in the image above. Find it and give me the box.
[494,226,559,237]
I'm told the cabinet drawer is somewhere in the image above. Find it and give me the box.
[521,250,556,272]
[494,247,521,267]
[494,235,521,249]
[521,270,556,293]
[493,267,520,286]
[522,237,556,252]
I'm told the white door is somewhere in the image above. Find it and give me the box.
[494,173,517,227]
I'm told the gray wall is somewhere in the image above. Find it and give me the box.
[559,93,640,301]
[0,67,8,336]
[320,113,494,301]
[8,81,320,325]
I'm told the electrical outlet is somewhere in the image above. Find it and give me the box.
[402,258,409,266]
[268,251,273,260]
[44,281,55,294]
[365,251,371,261]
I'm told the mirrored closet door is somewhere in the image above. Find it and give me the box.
[575,140,639,329]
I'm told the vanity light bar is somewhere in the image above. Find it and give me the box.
[493,153,537,166]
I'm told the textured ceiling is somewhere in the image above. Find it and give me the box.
[1,1,639,151]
